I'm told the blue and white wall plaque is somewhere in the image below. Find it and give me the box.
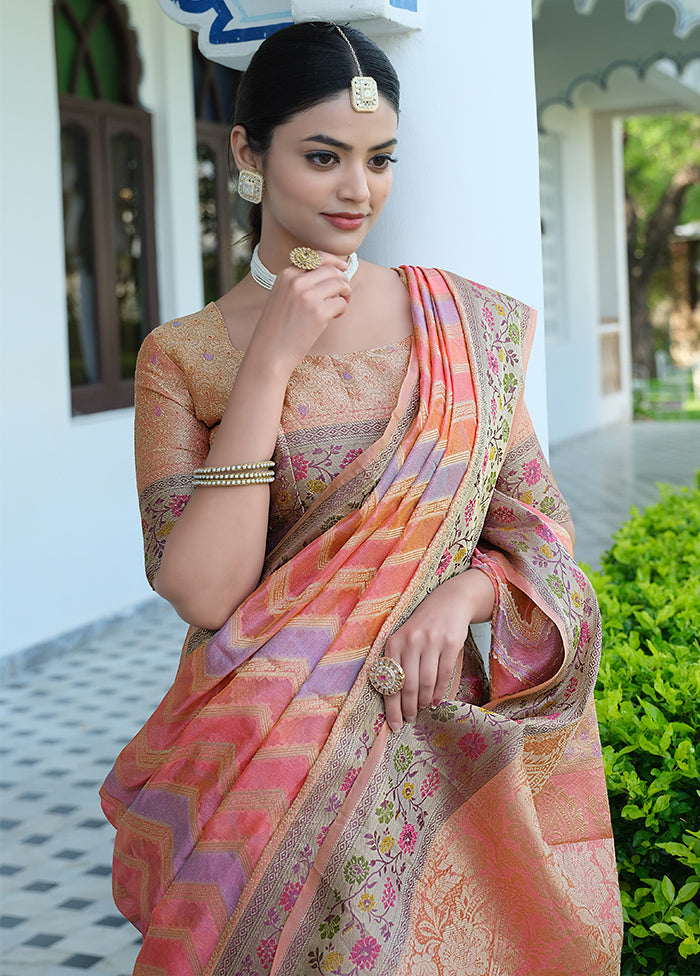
[158,0,421,69]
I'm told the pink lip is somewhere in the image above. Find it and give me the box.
[323,213,366,230]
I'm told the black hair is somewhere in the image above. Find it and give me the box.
[233,22,400,247]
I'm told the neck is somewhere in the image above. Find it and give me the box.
[256,241,350,273]
[250,245,359,291]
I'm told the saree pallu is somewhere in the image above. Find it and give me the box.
[101,268,623,976]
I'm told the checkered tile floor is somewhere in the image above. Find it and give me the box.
[0,604,186,975]
[1,420,698,974]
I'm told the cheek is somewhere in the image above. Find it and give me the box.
[264,161,317,209]
[371,173,393,212]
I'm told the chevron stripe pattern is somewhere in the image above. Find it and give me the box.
[100,268,497,974]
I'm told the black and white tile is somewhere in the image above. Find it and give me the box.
[1,420,698,974]
[0,602,186,975]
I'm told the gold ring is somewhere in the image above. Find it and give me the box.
[289,246,322,271]
[368,658,406,696]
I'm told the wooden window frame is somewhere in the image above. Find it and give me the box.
[60,94,159,415]
[196,120,237,298]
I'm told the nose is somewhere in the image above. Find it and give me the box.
[339,162,370,204]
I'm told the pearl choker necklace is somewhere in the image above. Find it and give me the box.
[250,245,359,290]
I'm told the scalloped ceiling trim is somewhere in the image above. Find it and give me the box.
[538,51,700,117]
[532,0,700,38]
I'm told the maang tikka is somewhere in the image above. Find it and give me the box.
[237,168,264,204]
[335,26,378,112]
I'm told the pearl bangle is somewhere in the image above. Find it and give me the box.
[193,460,275,487]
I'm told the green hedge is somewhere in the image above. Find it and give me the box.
[587,474,700,975]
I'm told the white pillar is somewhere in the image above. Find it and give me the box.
[359,0,548,443]
[129,2,204,321]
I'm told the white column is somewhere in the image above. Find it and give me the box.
[359,0,549,443]
[128,1,204,321]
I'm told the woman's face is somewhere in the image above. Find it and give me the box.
[251,93,398,261]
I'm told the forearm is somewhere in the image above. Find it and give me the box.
[154,346,290,629]
[438,567,497,624]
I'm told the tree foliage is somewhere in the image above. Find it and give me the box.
[624,114,700,376]
[625,113,700,247]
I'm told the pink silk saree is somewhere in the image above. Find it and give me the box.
[101,267,622,976]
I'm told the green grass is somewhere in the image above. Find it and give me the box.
[633,374,700,421]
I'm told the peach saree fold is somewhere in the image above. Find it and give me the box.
[100,267,622,976]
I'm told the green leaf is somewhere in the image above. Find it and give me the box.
[661,876,675,904]
[589,477,700,974]
[678,936,700,958]
[676,881,700,904]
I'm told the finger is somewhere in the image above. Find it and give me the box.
[383,691,403,733]
[287,266,352,306]
[285,251,349,276]
[416,646,441,711]
[398,650,420,723]
[327,296,351,320]
[311,250,350,273]
[312,274,352,301]
[432,648,458,706]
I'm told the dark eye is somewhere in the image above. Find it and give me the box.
[307,151,338,167]
[370,154,398,170]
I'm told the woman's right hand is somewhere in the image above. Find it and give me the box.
[248,252,352,376]
[152,251,352,629]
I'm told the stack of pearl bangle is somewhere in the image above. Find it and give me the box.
[193,460,275,487]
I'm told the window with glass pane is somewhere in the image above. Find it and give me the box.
[61,124,100,386]
[193,40,249,299]
[54,0,158,414]
[198,143,220,304]
[111,131,148,378]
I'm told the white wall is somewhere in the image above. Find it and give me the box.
[361,0,549,441]
[128,1,204,324]
[0,0,202,659]
[593,112,632,428]
[0,0,548,660]
[539,106,602,444]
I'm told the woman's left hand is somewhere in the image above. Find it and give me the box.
[381,568,496,732]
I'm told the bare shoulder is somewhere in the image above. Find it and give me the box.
[357,261,409,302]
[349,261,413,343]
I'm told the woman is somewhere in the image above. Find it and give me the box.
[101,22,622,976]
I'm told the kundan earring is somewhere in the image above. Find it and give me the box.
[237,169,264,204]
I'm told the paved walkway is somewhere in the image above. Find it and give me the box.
[1,420,698,975]
[550,419,699,569]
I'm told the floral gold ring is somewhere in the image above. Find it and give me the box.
[289,246,322,271]
[368,658,406,696]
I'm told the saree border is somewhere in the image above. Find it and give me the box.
[207,267,531,974]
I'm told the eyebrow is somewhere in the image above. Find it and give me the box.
[302,134,398,152]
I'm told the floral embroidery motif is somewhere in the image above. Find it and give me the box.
[349,936,381,970]
[297,709,517,975]
[523,458,542,485]
[341,768,360,794]
[291,454,308,482]
[343,855,370,886]
[357,892,375,913]
[279,880,303,911]
[139,476,194,584]
[341,448,363,469]
[457,731,487,759]
[398,823,417,854]
[256,937,276,969]
[322,950,344,971]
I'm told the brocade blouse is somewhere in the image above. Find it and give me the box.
[134,302,414,585]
